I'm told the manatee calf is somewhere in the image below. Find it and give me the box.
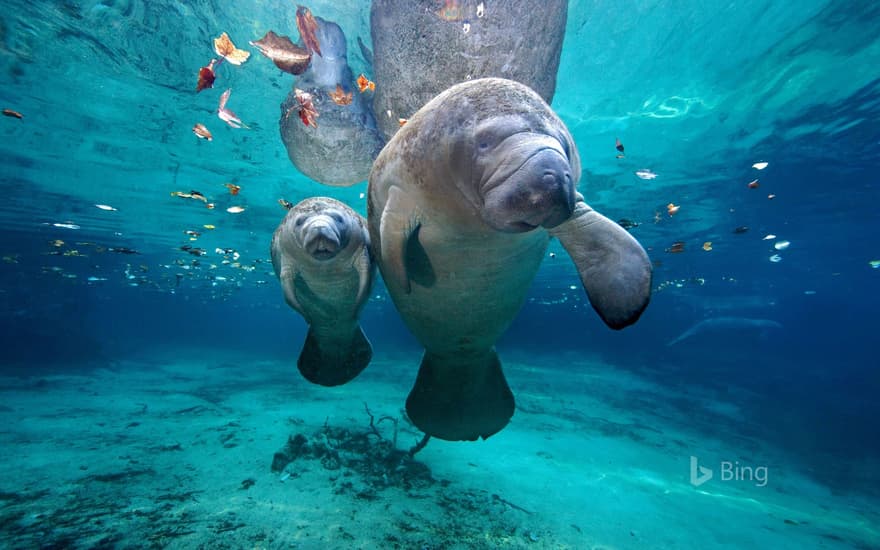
[280,16,384,186]
[370,0,567,140]
[667,317,783,346]
[271,197,375,386]
[368,78,652,441]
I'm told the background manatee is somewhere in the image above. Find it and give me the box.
[280,16,385,186]
[370,0,568,140]
[271,197,376,386]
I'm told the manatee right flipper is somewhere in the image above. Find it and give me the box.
[549,198,652,329]
[277,265,304,313]
[405,349,514,441]
[378,186,423,293]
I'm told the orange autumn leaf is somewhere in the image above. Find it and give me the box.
[214,32,251,65]
[328,84,353,105]
[356,74,375,93]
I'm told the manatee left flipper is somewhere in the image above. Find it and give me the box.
[549,199,652,329]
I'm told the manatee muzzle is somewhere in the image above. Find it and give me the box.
[482,145,575,232]
[302,217,346,260]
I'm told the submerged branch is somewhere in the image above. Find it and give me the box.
[408,433,431,457]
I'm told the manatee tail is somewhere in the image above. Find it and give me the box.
[406,349,514,442]
[297,324,372,386]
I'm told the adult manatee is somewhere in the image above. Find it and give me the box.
[280,16,384,186]
[271,197,375,386]
[368,78,652,441]
[370,0,568,140]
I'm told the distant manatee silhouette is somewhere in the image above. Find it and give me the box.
[667,317,783,347]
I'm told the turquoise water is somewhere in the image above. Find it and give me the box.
[1,1,879,548]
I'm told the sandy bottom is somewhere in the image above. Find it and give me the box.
[0,350,877,549]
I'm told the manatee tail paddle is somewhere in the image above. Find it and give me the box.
[406,349,514,441]
[297,324,372,386]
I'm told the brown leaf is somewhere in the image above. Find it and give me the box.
[296,6,322,57]
[196,59,216,92]
[295,88,319,129]
[250,31,311,75]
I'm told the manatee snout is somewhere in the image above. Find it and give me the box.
[483,148,575,232]
[302,217,347,260]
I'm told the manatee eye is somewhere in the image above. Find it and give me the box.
[329,211,344,223]
[294,216,305,227]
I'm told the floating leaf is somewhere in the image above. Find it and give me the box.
[171,190,208,203]
[296,6,322,57]
[217,89,249,129]
[436,1,466,21]
[250,31,311,75]
[356,74,375,93]
[196,59,216,92]
[214,32,251,65]
[328,84,353,106]
[192,123,213,141]
[294,88,319,129]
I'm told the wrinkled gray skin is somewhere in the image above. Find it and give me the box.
[370,0,567,141]
[280,17,384,186]
[271,197,376,386]
[368,78,652,441]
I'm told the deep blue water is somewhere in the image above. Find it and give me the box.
[1,0,879,507]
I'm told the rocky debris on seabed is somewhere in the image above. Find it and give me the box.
[271,421,434,496]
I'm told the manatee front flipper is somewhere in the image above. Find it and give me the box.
[379,186,424,293]
[549,199,652,329]
[298,324,372,386]
[278,266,304,313]
[406,349,514,441]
